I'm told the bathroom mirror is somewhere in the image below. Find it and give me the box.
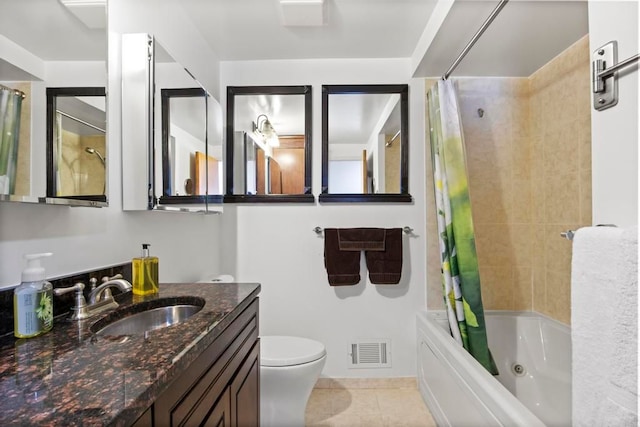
[154,39,223,211]
[121,34,223,212]
[320,84,411,203]
[0,0,107,206]
[46,87,107,205]
[160,87,223,205]
[225,85,313,203]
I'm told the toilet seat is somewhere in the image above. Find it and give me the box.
[260,336,326,367]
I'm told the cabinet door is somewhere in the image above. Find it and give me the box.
[154,299,258,426]
[230,341,260,427]
[131,407,152,427]
[203,388,231,427]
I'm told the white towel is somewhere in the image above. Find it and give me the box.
[571,226,638,427]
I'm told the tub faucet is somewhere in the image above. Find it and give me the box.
[89,279,132,304]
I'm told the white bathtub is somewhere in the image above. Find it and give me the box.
[417,311,571,427]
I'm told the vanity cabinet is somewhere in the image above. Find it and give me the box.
[133,298,259,426]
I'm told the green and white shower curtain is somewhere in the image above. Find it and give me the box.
[427,80,498,375]
[0,86,23,195]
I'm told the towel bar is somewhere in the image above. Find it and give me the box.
[314,226,414,235]
[561,224,617,241]
[560,230,575,241]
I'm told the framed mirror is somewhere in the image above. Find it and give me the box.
[46,87,107,205]
[160,87,223,205]
[320,84,411,203]
[0,0,107,206]
[225,85,313,203]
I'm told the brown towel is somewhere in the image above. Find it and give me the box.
[365,228,403,284]
[337,228,386,251]
[324,228,361,286]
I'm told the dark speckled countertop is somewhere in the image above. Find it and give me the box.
[0,282,260,426]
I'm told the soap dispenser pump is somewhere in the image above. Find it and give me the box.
[14,253,54,338]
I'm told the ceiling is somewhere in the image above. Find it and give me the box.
[1,0,589,145]
[178,0,588,78]
[180,0,438,61]
[0,0,105,62]
[1,0,589,77]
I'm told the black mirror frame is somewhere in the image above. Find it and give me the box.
[46,86,107,204]
[157,87,223,206]
[320,84,412,203]
[225,85,314,203]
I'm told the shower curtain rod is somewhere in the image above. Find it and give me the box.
[0,84,26,99]
[56,110,106,133]
[442,0,510,80]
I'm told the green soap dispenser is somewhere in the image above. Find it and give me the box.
[132,243,159,296]
[14,253,54,338]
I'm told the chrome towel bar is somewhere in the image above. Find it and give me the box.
[314,226,414,235]
[561,225,617,241]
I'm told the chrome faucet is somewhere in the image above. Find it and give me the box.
[89,278,133,304]
[53,276,132,321]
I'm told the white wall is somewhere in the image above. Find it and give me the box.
[0,0,224,288]
[589,0,639,227]
[220,58,427,378]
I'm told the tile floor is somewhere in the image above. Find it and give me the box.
[305,382,437,427]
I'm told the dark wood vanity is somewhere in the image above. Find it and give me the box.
[0,282,260,427]
[133,298,259,426]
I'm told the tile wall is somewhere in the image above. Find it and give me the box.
[426,35,591,325]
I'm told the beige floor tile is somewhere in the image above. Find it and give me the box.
[306,385,435,427]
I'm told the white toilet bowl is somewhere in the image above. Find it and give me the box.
[260,336,326,427]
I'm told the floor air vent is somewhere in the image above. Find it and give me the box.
[348,339,391,368]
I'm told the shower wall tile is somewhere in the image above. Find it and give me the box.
[544,170,581,224]
[545,268,572,324]
[529,34,591,324]
[479,265,513,310]
[580,168,593,225]
[508,224,532,267]
[425,35,591,321]
[512,267,533,311]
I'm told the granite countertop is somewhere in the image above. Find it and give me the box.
[0,282,261,426]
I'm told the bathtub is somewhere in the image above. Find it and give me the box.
[417,311,571,427]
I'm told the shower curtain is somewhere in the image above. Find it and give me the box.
[427,79,497,375]
[0,86,23,195]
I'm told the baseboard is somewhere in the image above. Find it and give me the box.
[314,377,417,389]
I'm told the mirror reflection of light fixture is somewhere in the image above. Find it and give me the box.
[253,114,280,147]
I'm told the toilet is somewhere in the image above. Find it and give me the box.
[260,336,326,427]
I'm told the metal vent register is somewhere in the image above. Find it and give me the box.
[348,340,391,368]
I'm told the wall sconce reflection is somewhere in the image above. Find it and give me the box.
[253,114,280,147]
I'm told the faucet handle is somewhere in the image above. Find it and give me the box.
[102,273,123,283]
[53,282,85,296]
[53,282,87,320]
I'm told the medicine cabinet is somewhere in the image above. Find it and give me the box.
[121,33,223,212]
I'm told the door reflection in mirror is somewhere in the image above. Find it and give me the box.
[321,84,410,203]
[46,87,106,202]
[226,85,313,202]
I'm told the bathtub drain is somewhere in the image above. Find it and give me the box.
[511,363,526,376]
